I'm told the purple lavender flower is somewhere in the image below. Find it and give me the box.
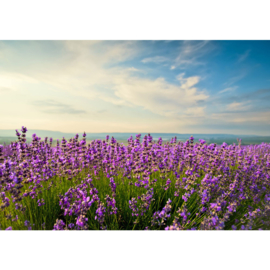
[53,219,66,230]
[164,178,171,191]
[151,199,172,227]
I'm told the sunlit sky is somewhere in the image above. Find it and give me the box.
[0,40,270,135]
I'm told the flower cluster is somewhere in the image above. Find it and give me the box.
[1,127,270,230]
[151,199,172,227]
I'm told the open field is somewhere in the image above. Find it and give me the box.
[0,133,270,146]
[1,128,270,230]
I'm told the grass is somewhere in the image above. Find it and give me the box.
[0,165,207,230]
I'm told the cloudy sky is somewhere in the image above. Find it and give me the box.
[0,40,270,135]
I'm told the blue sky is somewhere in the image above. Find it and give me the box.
[0,40,270,135]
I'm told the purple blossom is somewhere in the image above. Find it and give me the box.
[53,219,66,230]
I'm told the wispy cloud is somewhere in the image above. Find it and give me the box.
[241,88,270,100]
[224,88,270,105]
[97,109,107,113]
[0,86,12,92]
[141,56,168,64]
[237,49,251,63]
[185,106,206,117]
[33,99,87,114]
[219,86,238,94]
[126,67,141,72]
[225,72,247,87]
[226,102,251,112]
[211,111,270,124]
[171,40,214,69]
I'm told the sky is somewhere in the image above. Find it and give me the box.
[0,40,270,135]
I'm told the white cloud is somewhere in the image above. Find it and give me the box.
[172,40,214,69]
[0,86,12,92]
[111,72,208,119]
[211,111,270,124]
[219,86,238,94]
[237,50,251,63]
[126,67,141,72]
[231,111,270,123]
[141,56,168,64]
[185,106,206,117]
[224,72,247,87]
[0,41,210,132]
[226,102,251,111]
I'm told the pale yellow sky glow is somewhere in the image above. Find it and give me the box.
[0,41,210,133]
[1,40,269,136]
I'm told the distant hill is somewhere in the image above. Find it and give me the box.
[0,129,75,139]
[0,129,270,146]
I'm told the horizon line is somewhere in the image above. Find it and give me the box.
[0,128,265,137]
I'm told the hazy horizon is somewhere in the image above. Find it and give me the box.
[0,128,266,137]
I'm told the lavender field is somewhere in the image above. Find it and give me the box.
[0,126,270,230]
